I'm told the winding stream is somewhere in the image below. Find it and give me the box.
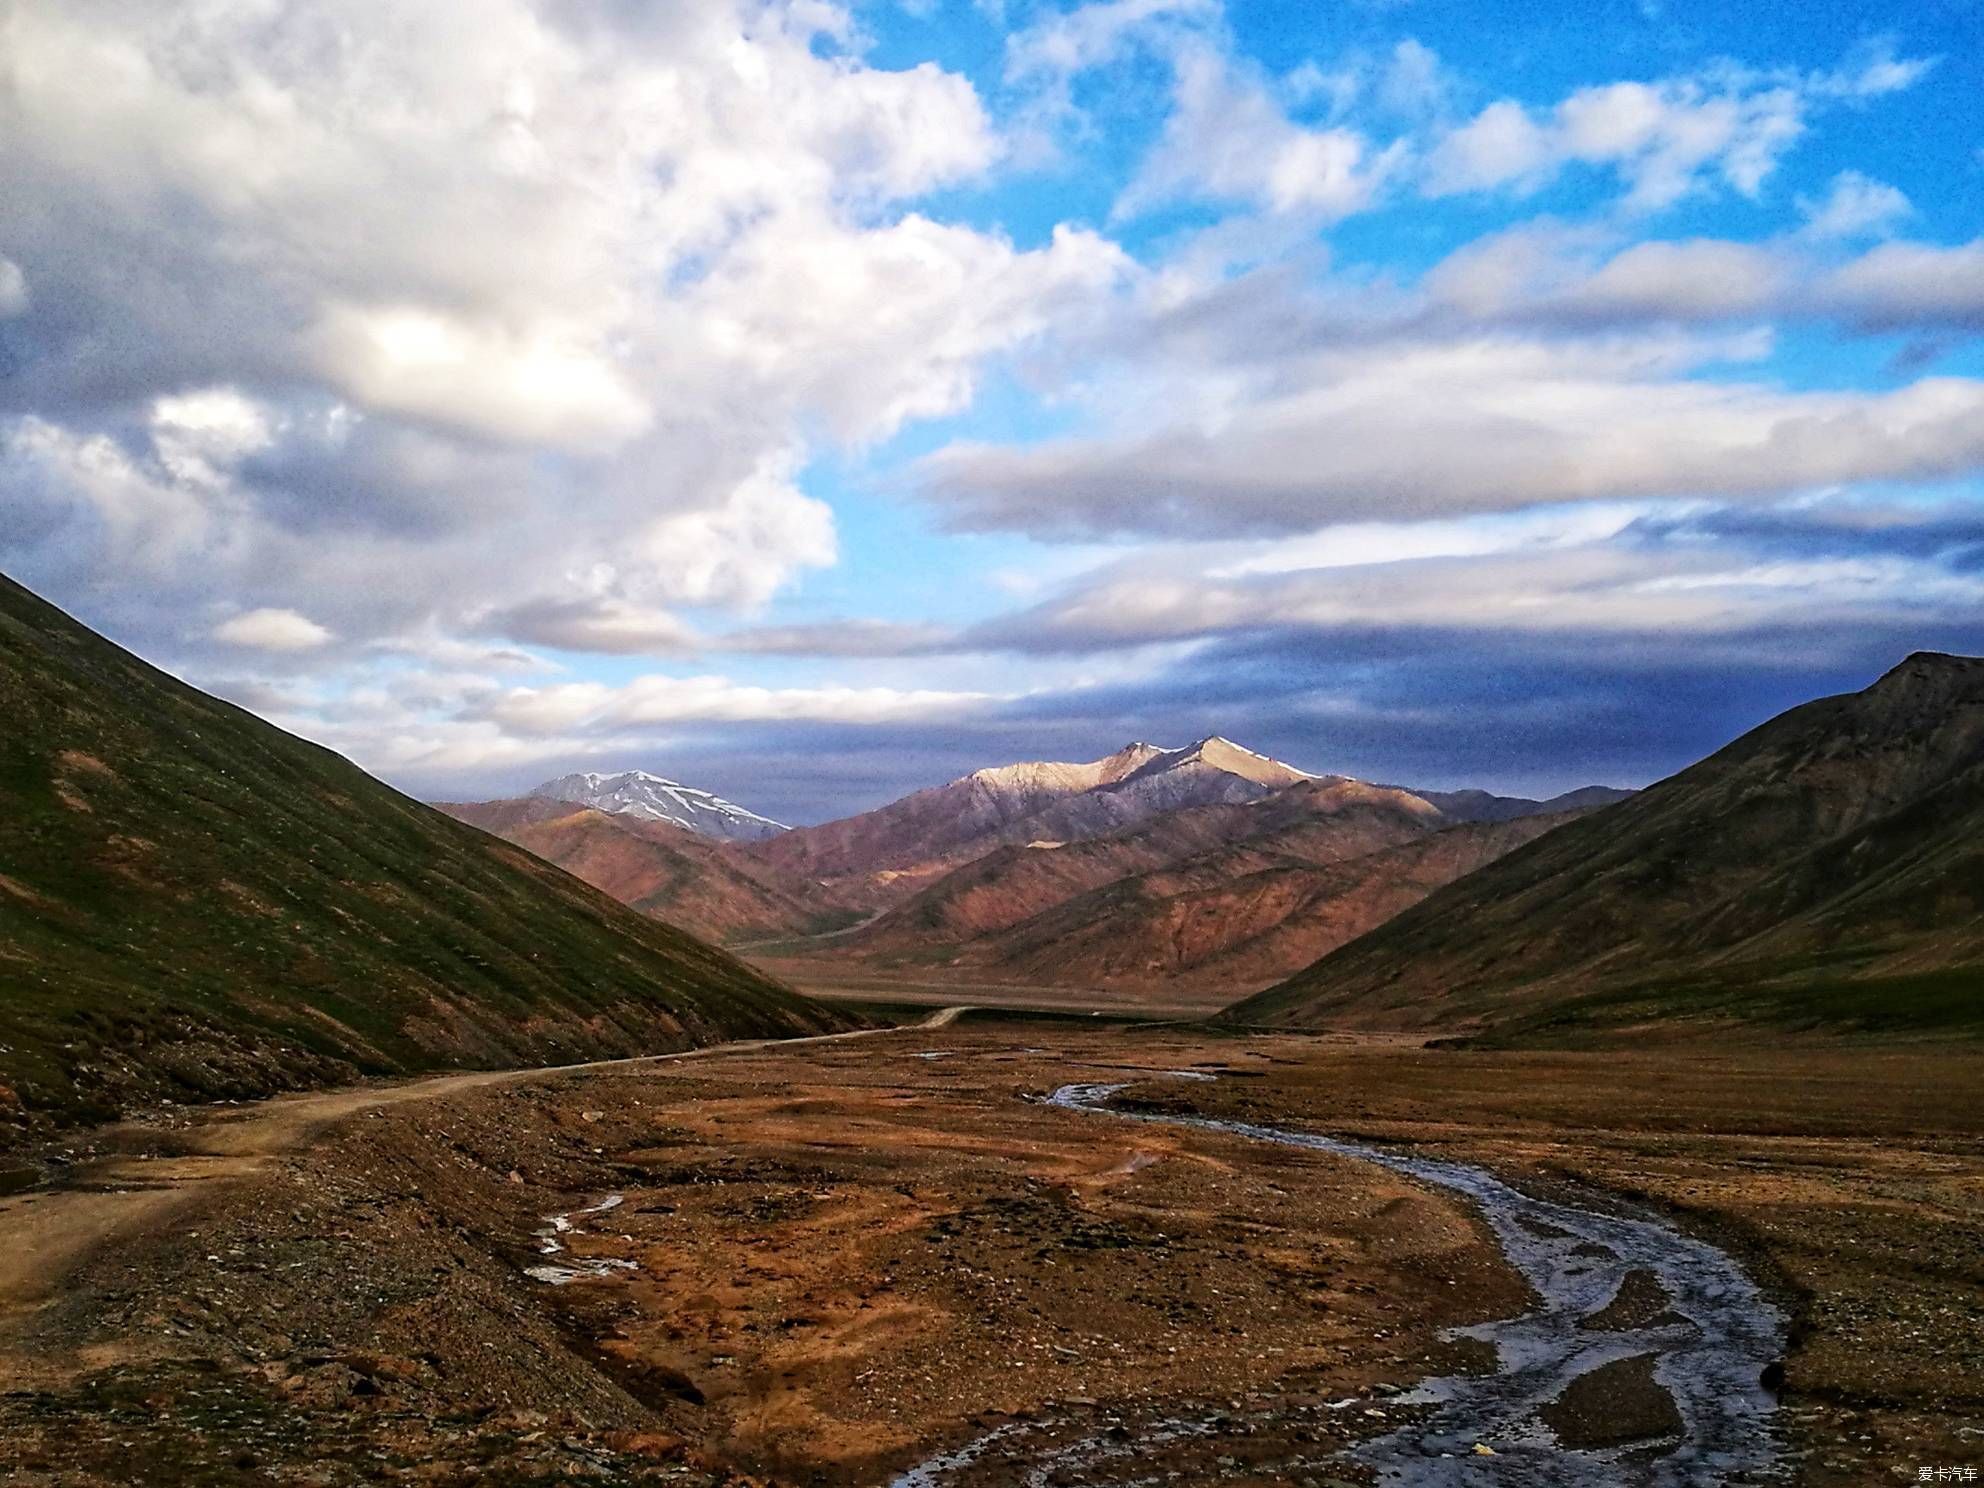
[896,1077,1785,1487]
[525,1193,638,1286]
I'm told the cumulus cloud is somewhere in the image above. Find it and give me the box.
[1425,48,1931,211]
[213,608,335,651]
[3,0,1974,814]
[1798,171,1912,240]
[1821,240,1984,331]
[1118,44,1393,219]
[0,0,1114,661]
[2,413,248,580]
[1425,228,1788,324]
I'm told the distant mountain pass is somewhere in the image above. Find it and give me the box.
[435,735,1634,1000]
[1400,785,1635,823]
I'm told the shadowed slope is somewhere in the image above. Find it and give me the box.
[1234,654,1984,1034]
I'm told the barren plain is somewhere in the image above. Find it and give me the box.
[2,1018,1978,1486]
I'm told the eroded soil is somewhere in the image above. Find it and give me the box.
[1,1024,1978,1485]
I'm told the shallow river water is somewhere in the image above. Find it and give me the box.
[894,1077,1785,1487]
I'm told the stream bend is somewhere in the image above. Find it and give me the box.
[896,1077,1785,1487]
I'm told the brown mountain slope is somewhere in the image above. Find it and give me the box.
[843,778,1443,954]
[435,805,849,945]
[437,795,593,835]
[939,811,1578,993]
[744,737,1318,902]
[743,742,1162,893]
[0,572,844,1141]
[1233,653,1984,1035]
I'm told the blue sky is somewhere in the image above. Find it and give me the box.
[2,0,1982,822]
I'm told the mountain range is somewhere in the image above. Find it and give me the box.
[1235,652,1984,1036]
[0,572,841,1140]
[746,737,1318,899]
[784,771,1603,994]
[444,739,1630,997]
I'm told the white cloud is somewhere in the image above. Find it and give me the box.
[0,0,1119,666]
[213,607,335,651]
[484,673,997,734]
[1,1,1970,811]
[1119,44,1391,219]
[1427,230,1787,323]
[1419,225,1984,334]
[0,257,26,316]
[1427,101,1560,195]
[976,522,1984,654]
[1821,240,1984,330]
[1004,0,1217,82]
[921,334,1984,537]
[1797,171,1911,240]
[479,598,700,656]
[309,305,651,451]
[2,415,245,577]
[681,215,1130,447]
[1376,39,1453,121]
[1813,38,1939,99]
[630,463,839,611]
[149,388,277,488]
[1426,49,1929,212]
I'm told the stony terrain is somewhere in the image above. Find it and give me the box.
[3,1020,1977,1485]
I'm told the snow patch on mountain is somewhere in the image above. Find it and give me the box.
[531,770,789,843]
[965,742,1167,797]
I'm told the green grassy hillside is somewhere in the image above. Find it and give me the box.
[0,573,844,1139]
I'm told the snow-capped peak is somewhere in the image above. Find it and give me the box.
[530,770,788,844]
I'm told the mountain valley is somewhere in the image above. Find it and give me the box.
[4,570,1980,1488]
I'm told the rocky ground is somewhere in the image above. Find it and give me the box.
[1,1022,1978,1485]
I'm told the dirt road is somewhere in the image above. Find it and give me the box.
[0,1013,959,1360]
